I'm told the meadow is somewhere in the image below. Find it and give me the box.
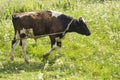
[0,0,120,80]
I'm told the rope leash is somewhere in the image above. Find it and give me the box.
[0,19,74,42]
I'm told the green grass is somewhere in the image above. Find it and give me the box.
[0,0,120,80]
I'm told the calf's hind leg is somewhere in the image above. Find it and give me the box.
[20,39,29,64]
[10,38,19,61]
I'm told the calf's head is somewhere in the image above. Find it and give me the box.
[74,17,91,36]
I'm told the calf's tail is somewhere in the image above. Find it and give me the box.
[12,14,19,20]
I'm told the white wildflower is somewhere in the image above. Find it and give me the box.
[38,72,43,80]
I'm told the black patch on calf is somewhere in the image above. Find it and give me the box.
[20,40,22,46]
[57,42,61,47]
[12,40,16,48]
[20,33,26,38]
[57,14,73,30]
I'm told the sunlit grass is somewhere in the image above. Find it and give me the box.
[0,0,120,80]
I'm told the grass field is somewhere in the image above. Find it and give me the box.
[0,0,120,80]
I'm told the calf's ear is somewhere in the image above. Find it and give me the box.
[75,17,83,24]
[79,17,86,23]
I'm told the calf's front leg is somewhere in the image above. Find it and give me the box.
[43,36,56,57]
[43,36,62,58]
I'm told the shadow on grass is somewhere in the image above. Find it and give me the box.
[0,55,61,74]
[0,61,44,74]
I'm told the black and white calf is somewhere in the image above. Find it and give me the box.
[10,10,91,63]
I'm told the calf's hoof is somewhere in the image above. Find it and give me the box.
[25,59,29,64]
[43,53,50,58]
[10,56,14,61]
[56,53,62,57]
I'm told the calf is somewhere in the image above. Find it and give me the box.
[10,10,91,63]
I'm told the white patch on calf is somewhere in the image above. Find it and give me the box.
[20,28,34,38]
[51,11,62,18]
[20,28,26,34]
[56,37,61,42]
[52,43,57,49]
[26,29,34,37]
